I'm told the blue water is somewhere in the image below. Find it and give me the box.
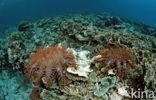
[0,0,156,33]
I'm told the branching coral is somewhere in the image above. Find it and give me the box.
[95,47,137,79]
[24,46,77,88]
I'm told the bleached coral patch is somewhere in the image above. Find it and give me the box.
[67,49,93,77]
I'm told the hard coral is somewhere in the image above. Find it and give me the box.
[24,46,77,88]
[95,47,137,79]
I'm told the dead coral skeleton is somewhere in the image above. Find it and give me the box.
[67,49,93,77]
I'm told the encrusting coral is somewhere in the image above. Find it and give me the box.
[94,47,137,79]
[24,46,77,88]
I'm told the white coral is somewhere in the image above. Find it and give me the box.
[67,49,93,77]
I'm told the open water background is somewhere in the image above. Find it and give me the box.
[0,0,156,33]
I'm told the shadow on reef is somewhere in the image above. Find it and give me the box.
[0,13,156,100]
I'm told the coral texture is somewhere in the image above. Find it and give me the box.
[1,13,156,100]
[24,46,77,88]
[94,76,116,97]
[95,47,137,79]
[67,50,93,77]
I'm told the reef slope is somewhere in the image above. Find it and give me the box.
[0,13,156,100]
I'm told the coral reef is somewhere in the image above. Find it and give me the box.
[7,32,26,70]
[0,70,31,100]
[0,13,155,70]
[144,61,156,91]
[94,47,137,79]
[24,46,77,88]
[0,13,156,100]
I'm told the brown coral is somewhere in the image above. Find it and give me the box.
[95,47,137,79]
[24,46,77,88]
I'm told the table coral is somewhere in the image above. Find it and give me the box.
[24,46,77,88]
[95,47,137,79]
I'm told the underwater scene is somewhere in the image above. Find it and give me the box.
[0,0,156,100]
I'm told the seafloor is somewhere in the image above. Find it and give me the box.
[0,13,156,100]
